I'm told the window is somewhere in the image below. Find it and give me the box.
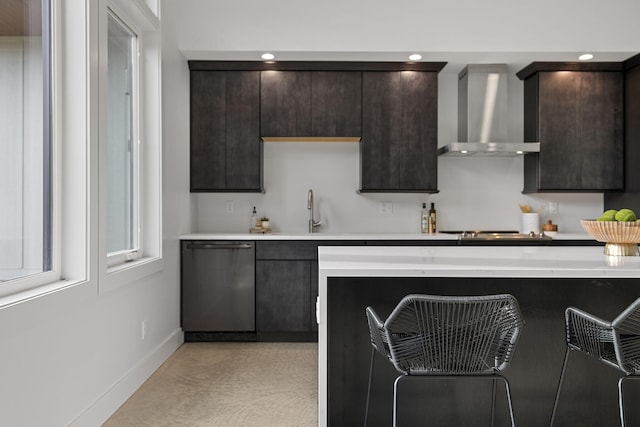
[0,0,53,285]
[106,11,140,266]
[99,0,162,287]
[0,0,161,299]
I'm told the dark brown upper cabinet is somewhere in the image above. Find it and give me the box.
[188,61,446,193]
[360,71,440,192]
[260,71,361,138]
[311,71,362,137]
[622,54,640,192]
[517,62,624,193]
[261,71,311,137]
[604,53,640,213]
[189,70,262,192]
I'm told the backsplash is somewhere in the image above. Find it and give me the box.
[194,141,603,234]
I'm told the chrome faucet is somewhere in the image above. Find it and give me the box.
[308,189,322,233]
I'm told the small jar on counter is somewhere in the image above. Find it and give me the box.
[542,220,558,234]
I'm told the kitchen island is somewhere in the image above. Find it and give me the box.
[317,246,640,426]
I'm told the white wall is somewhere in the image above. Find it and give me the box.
[0,1,190,425]
[178,0,640,57]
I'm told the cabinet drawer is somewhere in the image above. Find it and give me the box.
[256,240,366,260]
[256,241,318,260]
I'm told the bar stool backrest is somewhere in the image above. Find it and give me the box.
[612,296,640,374]
[383,294,524,375]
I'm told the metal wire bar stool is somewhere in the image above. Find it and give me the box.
[550,297,640,426]
[364,294,525,427]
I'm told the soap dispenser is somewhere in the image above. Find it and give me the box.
[250,206,258,231]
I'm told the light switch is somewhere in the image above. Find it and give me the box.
[225,201,234,214]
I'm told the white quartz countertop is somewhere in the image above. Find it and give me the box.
[317,245,640,278]
[179,232,460,240]
[179,232,594,241]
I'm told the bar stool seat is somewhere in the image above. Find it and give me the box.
[364,294,525,426]
[550,297,640,426]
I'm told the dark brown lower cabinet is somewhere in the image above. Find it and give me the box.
[256,260,314,339]
[254,240,364,341]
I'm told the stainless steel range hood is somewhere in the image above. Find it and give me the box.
[438,64,539,157]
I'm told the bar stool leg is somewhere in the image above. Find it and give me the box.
[364,347,376,427]
[500,376,516,427]
[490,377,497,426]
[393,375,405,427]
[618,376,626,427]
[618,376,640,427]
[550,347,571,426]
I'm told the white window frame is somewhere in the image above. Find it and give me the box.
[0,0,66,300]
[105,10,142,268]
[97,0,162,292]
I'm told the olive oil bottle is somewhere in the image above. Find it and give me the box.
[428,202,436,233]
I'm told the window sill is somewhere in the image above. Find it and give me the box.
[99,255,164,294]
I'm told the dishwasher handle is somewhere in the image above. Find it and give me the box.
[185,242,253,250]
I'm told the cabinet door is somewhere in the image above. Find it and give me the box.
[311,71,362,137]
[256,260,311,332]
[533,71,623,191]
[624,65,640,191]
[578,72,623,190]
[226,71,261,190]
[261,71,312,137]
[190,71,262,192]
[361,71,438,192]
[190,71,226,190]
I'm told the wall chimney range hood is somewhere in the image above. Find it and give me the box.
[438,64,540,157]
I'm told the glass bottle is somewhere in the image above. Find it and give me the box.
[428,202,437,234]
[421,203,428,233]
[250,206,258,231]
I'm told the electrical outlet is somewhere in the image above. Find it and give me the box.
[225,201,234,214]
[379,201,393,215]
[141,320,148,340]
[548,202,559,215]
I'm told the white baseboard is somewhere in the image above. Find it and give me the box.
[69,328,184,427]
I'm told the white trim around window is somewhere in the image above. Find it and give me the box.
[97,0,162,293]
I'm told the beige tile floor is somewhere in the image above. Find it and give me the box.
[103,342,318,427]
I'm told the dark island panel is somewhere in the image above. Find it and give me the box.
[327,276,640,426]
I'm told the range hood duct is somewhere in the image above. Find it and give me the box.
[438,64,539,157]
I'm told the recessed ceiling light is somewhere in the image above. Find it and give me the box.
[578,53,594,61]
[460,150,468,154]
[408,54,422,61]
[516,150,524,155]
[261,53,275,60]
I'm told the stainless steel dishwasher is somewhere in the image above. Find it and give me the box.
[181,241,255,335]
